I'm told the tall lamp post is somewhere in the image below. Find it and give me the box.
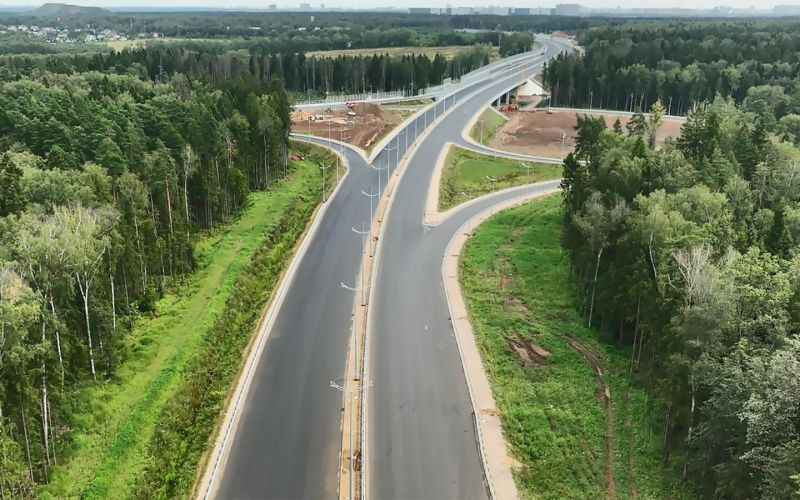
[321,163,334,202]
[519,161,532,183]
[485,175,498,194]
[370,162,387,206]
[329,380,371,500]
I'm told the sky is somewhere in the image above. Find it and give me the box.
[3,0,799,11]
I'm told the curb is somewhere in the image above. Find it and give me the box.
[441,187,560,500]
[196,142,352,500]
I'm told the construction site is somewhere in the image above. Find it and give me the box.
[291,102,407,152]
[486,108,684,158]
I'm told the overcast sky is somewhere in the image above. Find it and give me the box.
[5,0,797,11]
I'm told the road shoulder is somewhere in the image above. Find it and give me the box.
[441,188,559,500]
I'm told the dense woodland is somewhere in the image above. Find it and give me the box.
[0,44,501,95]
[2,10,799,499]
[1,9,598,42]
[544,21,800,121]
[562,99,800,497]
[0,57,292,494]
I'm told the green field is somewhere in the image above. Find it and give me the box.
[460,195,688,499]
[438,146,560,211]
[470,107,507,145]
[41,151,337,499]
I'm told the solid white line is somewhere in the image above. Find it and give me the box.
[198,143,353,500]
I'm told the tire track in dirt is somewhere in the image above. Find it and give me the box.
[565,336,617,500]
[624,391,638,499]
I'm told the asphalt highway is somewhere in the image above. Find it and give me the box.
[366,38,568,500]
[209,38,569,500]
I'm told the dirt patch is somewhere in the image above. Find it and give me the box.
[566,336,617,499]
[508,338,552,368]
[488,110,683,159]
[291,103,404,151]
[506,296,527,311]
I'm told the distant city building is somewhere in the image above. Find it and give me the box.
[299,3,311,10]
[408,7,432,13]
[552,3,582,16]
[512,7,531,15]
[773,4,800,14]
[268,4,277,10]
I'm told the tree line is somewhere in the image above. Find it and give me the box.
[1,44,499,95]
[543,21,800,119]
[0,67,292,495]
[561,98,800,498]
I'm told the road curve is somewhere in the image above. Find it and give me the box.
[366,38,566,500]
[207,39,569,500]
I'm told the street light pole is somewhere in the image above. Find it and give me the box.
[486,175,497,194]
[328,380,371,500]
[362,186,381,227]
[370,162,387,208]
[385,143,397,175]
[321,163,334,202]
[519,161,531,183]
[351,222,370,290]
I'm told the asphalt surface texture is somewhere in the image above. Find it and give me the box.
[210,38,570,500]
[367,38,567,500]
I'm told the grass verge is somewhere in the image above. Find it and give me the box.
[40,144,340,499]
[459,194,689,499]
[438,146,560,211]
[470,107,507,145]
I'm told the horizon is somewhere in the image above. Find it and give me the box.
[2,0,800,13]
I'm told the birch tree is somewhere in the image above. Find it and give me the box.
[58,205,119,381]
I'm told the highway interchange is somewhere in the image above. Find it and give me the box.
[206,36,571,500]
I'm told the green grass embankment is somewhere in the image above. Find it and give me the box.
[470,107,507,145]
[41,143,341,499]
[438,146,560,211]
[460,194,688,499]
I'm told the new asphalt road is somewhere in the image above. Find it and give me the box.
[209,38,569,499]
[367,38,568,500]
